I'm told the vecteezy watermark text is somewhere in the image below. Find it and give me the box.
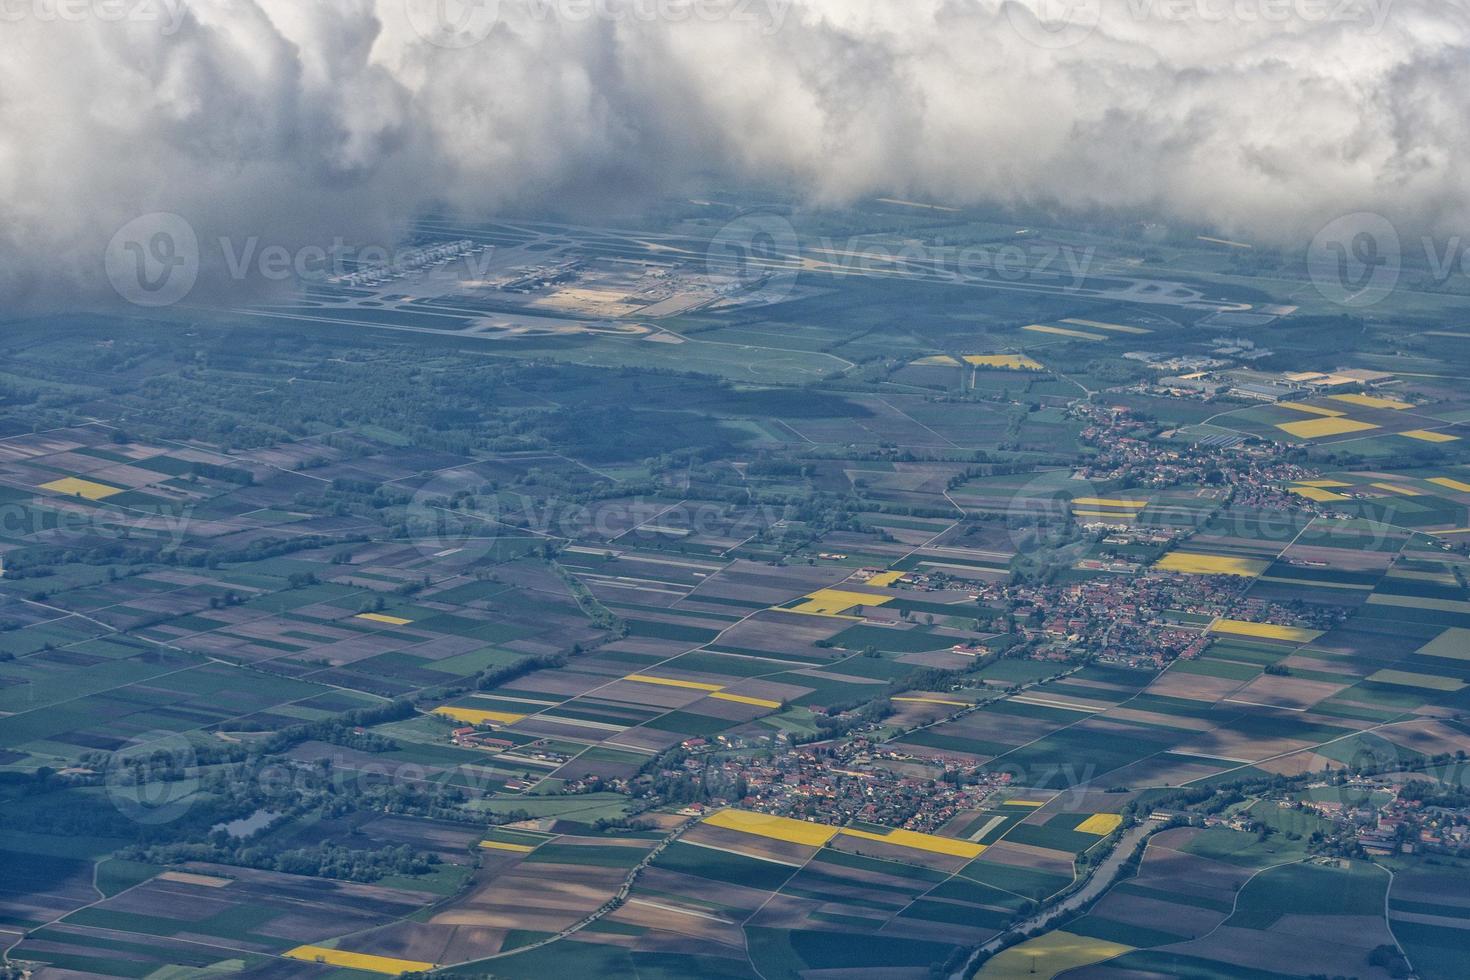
[105,210,1097,308]
[1125,0,1392,28]
[0,498,195,552]
[1003,0,1394,50]
[104,213,500,307]
[0,0,190,33]
[403,0,790,48]
[704,212,1098,308]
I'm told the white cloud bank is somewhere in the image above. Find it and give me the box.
[0,0,1465,305]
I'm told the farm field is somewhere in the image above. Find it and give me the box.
[4,203,1470,980]
[1006,827,1405,980]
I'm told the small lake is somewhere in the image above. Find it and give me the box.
[212,809,283,838]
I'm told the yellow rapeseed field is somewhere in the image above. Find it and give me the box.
[616,676,783,711]
[710,692,782,709]
[963,354,1045,370]
[703,809,840,847]
[479,840,537,853]
[355,613,413,626]
[865,571,906,587]
[1372,482,1423,496]
[1276,417,1379,439]
[786,589,893,617]
[1072,497,1147,509]
[1074,813,1123,835]
[624,674,723,692]
[703,810,985,857]
[1210,619,1323,643]
[1429,477,1470,493]
[1328,393,1413,410]
[1155,552,1267,577]
[283,946,435,975]
[38,476,125,500]
[1402,430,1460,443]
[981,934,1128,975]
[1291,486,1350,502]
[839,827,986,858]
[980,931,1132,979]
[433,706,526,726]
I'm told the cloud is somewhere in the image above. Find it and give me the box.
[0,0,1464,307]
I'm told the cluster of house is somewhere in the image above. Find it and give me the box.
[976,572,1238,667]
[1300,777,1470,856]
[669,740,1008,835]
[450,727,572,769]
[1077,402,1331,497]
[450,727,517,752]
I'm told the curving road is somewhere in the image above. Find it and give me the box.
[952,821,1158,980]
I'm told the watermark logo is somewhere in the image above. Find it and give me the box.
[402,489,796,564]
[1003,0,1102,50]
[1004,471,1104,554]
[404,0,500,48]
[986,760,1101,793]
[105,729,200,826]
[104,216,497,307]
[1307,212,1400,308]
[705,212,801,307]
[405,469,506,563]
[105,212,199,308]
[1318,738,1400,811]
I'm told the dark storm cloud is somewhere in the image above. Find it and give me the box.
[0,0,1461,304]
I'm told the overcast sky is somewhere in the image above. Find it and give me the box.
[1,0,1463,304]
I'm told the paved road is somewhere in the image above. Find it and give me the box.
[952,822,1157,979]
[438,816,698,969]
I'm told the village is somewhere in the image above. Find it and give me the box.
[666,737,1011,837]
